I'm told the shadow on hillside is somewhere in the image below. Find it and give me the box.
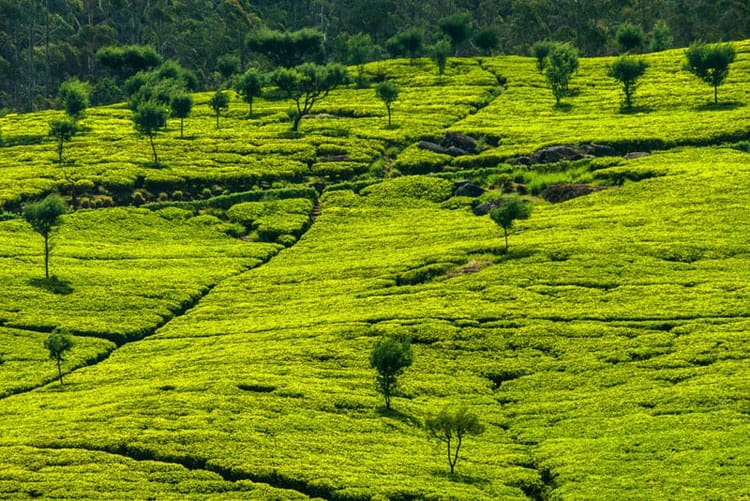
[618,105,653,114]
[431,468,491,486]
[29,276,74,295]
[553,102,573,112]
[375,406,421,427]
[696,101,745,111]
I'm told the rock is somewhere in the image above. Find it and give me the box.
[453,180,484,197]
[418,141,450,155]
[472,199,504,216]
[446,146,469,157]
[582,143,618,157]
[319,154,350,162]
[510,156,531,166]
[624,151,651,160]
[541,183,606,203]
[529,145,587,164]
[443,131,478,153]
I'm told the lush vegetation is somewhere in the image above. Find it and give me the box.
[0,38,749,500]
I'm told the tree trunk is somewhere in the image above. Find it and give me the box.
[57,137,64,163]
[292,113,302,132]
[44,233,50,279]
[447,439,454,474]
[180,118,184,138]
[149,133,158,165]
[57,357,63,384]
[504,228,509,251]
[714,84,718,104]
[387,105,392,127]
[216,112,220,129]
[249,99,253,118]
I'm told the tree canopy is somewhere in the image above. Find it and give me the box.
[684,42,736,104]
[23,194,67,280]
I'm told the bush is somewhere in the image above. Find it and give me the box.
[360,176,454,206]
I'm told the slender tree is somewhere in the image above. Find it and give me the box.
[370,336,413,410]
[438,12,473,56]
[609,56,649,110]
[426,407,485,474]
[474,28,500,56]
[23,194,67,280]
[489,198,532,251]
[209,90,230,129]
[44,330,74,385]
[375,80,399,127]
[233,69,263,117]
[133,101,168,165]
[58,78,90,121]
[346,33,374,87]
[169,92,192,138]
[616,23,645,53]
[684,42,736,104]
[544,42,579,105]
[431,40,451,77]
[531,40,555,73]
[49,118,78,163]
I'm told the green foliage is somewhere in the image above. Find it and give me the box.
[346,33,375,86]
[473,28,500,56]
[489,198,532,250]
[431,40,452,77]
[531,40,555,72]
[649,20,673,52]
[271,63,350,131]
[132,101,168,165]
[209,91,230,129]
[375,80,399,127]
[438,12,473,54]
[216,54,240,83]
[233,69,264,117]
[23,194,67,279]
[49,118,78,163]
[360,176,454,206]
[246,28,325,68]
[425,406,485,474]
[44,330,74,384]
[544,42,579,105]
[96,45,163,81]
[684,42,736,103]
[169,92,192,138]
[386,28,424,63]
[616,23,645,53]
[58,79,90,121]
[370,336,413,409]
[609,56,649,110]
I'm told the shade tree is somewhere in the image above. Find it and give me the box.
[169,92,192,138]
[58,78,90,121]
[438,12,473,55]
[233,68,264,117]
[684,41,736,104]
[385,28,424,64]
[375,80,399,127]
[616,23,645,53]
[270,63,349,132]
[425,407,485,474]
[23,194,67,280]
[473,28,500,56]
[431,40,451,77]
[132,101,168,165]
[489,198,532,251]
[370,335,413,410]
[209,90,230,129]
[49,119,78,163]
[346,33,375,87]
[609,56,649,110]
[544,42,579,105]
[44,330,74,385]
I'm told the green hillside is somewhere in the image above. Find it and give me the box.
[0,42,749,500]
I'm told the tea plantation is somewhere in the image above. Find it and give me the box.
[0,41,748,500]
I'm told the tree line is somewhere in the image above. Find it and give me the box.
[1,0,748,112]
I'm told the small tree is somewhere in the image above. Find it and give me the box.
[531,40,555,73]
[170,92,192,138]
[346,33,374,87]
[386,28,424,64]
[426,406,485,474]
[438,12,473,55]
[216,54,240,84]
[58,78,90,121]
[133,101,168,165]
[684,42,736,104]
[609,56,649,110]
[233,69,263,117]
[370,336,413,410]
[49,118,78,163]
[271,63,349,132]
[209,90,230,129]
[431,40,451,77]
[474,28,500,56]
[44,330,74,385]
[649,20,673,52]
[375,80,399,127]
[23,194,67,280]
[544,42,579,105]
[616,23,645,54]
[489,198,532,251]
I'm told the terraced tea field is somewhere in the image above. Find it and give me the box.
[0,41,748,499]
